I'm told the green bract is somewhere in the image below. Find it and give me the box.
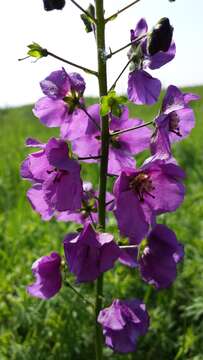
[100,91,127,118]
[27,42,48,59]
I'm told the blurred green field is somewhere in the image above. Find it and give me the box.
[0,88,203,360]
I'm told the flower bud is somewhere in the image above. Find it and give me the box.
[147,18,173,56]
[43,0,65,11]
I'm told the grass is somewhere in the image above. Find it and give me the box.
[0,87,203,359]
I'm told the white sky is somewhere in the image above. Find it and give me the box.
[0,0,203,107]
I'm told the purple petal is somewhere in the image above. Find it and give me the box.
[169,108,195,143]
[114,190,149,244]
[144,161,185,214]
[69,72,86,95]
[183,92,200,103]
[119,121,152,154]
[119,248,138,268]
[162,85,185,114]
[128,70,161,105]
[40,68,70,99]
[72,135,100,162]
[27,252,62,299]
[98,299,149,353]
[27,184,54,220]
[150,120,171,159]
[130,18,148,42]
[139,224,184,289]
[33,97,68,127]
[21,150,50,183]
[25,138,45,148]
[108,148,135,175]
[63,224,120,283]
[43,171,82,212]
[60,108,89,141]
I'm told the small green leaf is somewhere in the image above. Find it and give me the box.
[80,3,95,33]
[111,103,121,118]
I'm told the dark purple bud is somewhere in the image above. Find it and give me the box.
[147,18,173,56]
[43,0,65,11]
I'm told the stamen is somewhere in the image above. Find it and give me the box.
[169,111,182,136]
[129,172,155,202]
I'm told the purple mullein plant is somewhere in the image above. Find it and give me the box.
[20,2,199,358]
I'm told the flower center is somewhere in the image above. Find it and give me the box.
[129,173,155,202]
[110,135,121,149]
[63,90,80,113]
[169,111,182,136]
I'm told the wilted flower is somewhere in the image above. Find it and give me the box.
[27,252,62,299]
[98,299,149,353]
[139,224,184,289]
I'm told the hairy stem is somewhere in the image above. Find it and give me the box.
[95,1,109,359]
[46,51,98,76]
[105,0,141,23]
[65,280,94,307]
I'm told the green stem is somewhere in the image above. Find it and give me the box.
[105,0,141,23]
[110,120,154,137]
[106,33,146,59]
[65,280,94,308]
[95,1,109,359]
[109,57,132,91]
[47,51,98,76]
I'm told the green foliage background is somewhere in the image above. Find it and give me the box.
[0,88,203,359]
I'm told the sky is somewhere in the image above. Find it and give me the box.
[0,0,203,107]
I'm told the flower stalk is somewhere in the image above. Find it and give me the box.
[47,50,98,76]
[95,0,109,358]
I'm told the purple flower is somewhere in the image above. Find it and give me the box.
[63,223,121,282]
[21,137,83,213]
[71,104,151,174]
[27,252,62,299]
[113,158,185,244]
[33,68,86,139]
[151,85,200,158]
[139,224,184,289]
[97,299,149,353]
[128,18,176,105]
